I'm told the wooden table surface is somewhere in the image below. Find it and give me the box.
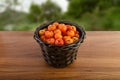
[0,31,120,80]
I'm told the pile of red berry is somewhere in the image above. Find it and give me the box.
[39,22,80,45]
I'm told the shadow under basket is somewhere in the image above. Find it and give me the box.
[34,21,86,68]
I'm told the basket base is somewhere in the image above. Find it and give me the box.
[44,54,77,68]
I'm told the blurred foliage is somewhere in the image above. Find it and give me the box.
[40,0,62,21]
[12,23,39,31]
[27,3,41,22]
[67,0,99,18]
[28,0,62,23]
[0,0,120,31]
[66,0,120,30]
[0,9,27,30]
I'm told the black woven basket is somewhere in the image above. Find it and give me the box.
[34,21,86,68]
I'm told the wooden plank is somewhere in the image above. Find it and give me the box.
[0,31,120,80]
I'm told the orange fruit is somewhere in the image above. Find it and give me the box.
[75,31,79,34]
[67,25,72,30]
[58,24,67,32]
[71,26,76,32]
[75,34,80,38]
[48,25,56,31]
[55,38,64,45]
[39,29,45,35]
[53,22,59,27]
[54,33,62,39]
[72,37,79,42]
[45,31,54,38]
[67,30,75,37]
[67,25,76,32]
[64,38,73,44]
[40,35,46,42]
[46,38,55,44]
[54,29,61,34]
[63,36,71,40]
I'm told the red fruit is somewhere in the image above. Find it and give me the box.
[71,26,76,32]
[55,38,64,45]
[53,22,59,27]
[64,38,73,44]
[63,36,71,40]
[45,31,54,38]
[54,33,62,39]
[75,34,80,38]
[39,29,45,35]
[72,37,79,42]
[67,25,72,30]
[46,38,55,44]
[62,31,67,36]
[40,35,46,42]
[58,24,67,32]
[67,25,76,32]
[54,29,61,34]
[48,25,56,31]
[75,31,79,34]
[67,30,75,37]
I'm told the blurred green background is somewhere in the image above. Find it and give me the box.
[0,0,120,31]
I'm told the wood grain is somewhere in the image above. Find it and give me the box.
[0,31,120,80]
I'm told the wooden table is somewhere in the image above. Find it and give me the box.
[0,31,120,80]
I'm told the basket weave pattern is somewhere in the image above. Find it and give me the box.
[34,21,85,68]
[40,41,80,68]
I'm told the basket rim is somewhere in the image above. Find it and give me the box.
[34,20,86,47]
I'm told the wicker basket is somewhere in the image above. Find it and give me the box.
[34,21,86,68]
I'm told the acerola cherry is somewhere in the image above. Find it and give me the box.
[72,37,79,42]
[46,38,55,44]
[40,35,46,42]
[54,29,61,34]
[67,30,75,37]
[58,24,67,32]
[75,31,79,34]
[64,38,73,44]
[75,34,80,38]
[54,33,62,39]
[63,36,71,40]
[55,38,64,45]
[67,25,72,30]
[45,31,54,38]
[53,22,59,27]
[39,29,45,35]
[48,25,56,31]
[71,26,76,32]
